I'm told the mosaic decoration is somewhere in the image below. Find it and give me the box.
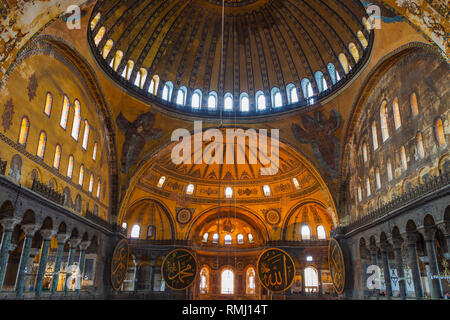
[176,208,192,225]
[2,99,14,132]
[264,209,281,226]
[292,109,342,178]
[162,249,197,290]
[257,248,295,292]
[328,238,345,294]
[27,72,38,101]
[110,239,129,291]
[116,111,162,174]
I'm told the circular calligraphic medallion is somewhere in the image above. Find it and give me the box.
[257,248,295,292]
[265,209,281,226]
[111,239,129,291]
[176,208,192,225]
[162,248,198,290]
[328,238,345,294]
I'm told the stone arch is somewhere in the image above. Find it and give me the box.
[0,200,14,219]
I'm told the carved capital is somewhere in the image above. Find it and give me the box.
[21,224,37,237]
[423,226,436,242]
[79,240,91,251]
[68,237,81,248]
[406,232,419,246]
[40,229,56,241]
[392,236,404,249]
[56,233,70,245]
[380,240,391,251]
[0,217,20,231]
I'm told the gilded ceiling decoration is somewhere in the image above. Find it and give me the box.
[88,0,373,117]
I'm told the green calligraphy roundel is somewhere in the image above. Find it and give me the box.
[162,248,198,290]
[257,248,295,292]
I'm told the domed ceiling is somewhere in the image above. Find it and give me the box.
[88,0,373,118]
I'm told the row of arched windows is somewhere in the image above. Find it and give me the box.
[199,267,256,295]
[202,232,254,244]
[17,116,102,198]
[92,12,370,113]
[300,225,327,240]
[124,224,157,240]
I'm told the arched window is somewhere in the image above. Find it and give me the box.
[357,30,368,49]
[248,233,254,243]
[162,82,173,101]
[435,118,446,147]
[60,95,70,129]
[304,267,319,293]
[176,86,187,106]
[246,268,256,295]
[90,12,101,30]
[387,158,393,182]
[92,143,98,161]
[255,91,266,111]
[400,146,407,171]
[339,53,350,74]
[292,177,300,190]
[327,63,337,85]
[357,185,362,202]
[380,101,389,142]
[212,233,219,243]
[224,93,233,111]
[348,43,360,63]
[237,234,244,244]
[36,131,47,159]
[102,39,113,59]
[44,93,53,116]
[416,132,425,159]
[121,60,134,80]
[121,222,128,230]
[89,174,94,193]
[94,26,105,46]
[362,143,368,163]
[366,177,371,197]
[78,165,84,186]
[18,116,30,146]
[130,225,140,239]
[225,187,233,199]
[191,90,202,109]
[221,269,234,294]
[317,225,326,240]
[362,17,373,32]
[301,78,314,101]
[112,50,123,71]
[149,75,160,95]
[263,185,271,197]
[199,267,209,294]
[286,84,299,105]
[186,183,195,195]
[376,167,381,190]
[314,72,328,93]
[147,226,156,239]
[371,122,379,150]
[224,234,232,245]
[82,120,90,150]
[96,180,101,198]
[410,93,419,117]
[301,225,311,240]
[240,93,250,112]
[134,68,147,89]
[393,98,401,129]
[271,87,282,108]
[67,155,74,178]
[207,92,218,110]
[71,100,81,141]
[202,233,209,243]
[157,176,166,188]
[53,145,62,170]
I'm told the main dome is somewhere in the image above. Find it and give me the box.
[88,0,373,118]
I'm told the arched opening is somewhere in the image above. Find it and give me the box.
[304,267,319,293]
[221,268,234,295]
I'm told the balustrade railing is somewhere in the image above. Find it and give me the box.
[31,178,64,205]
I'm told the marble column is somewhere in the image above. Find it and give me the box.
[35,229,56,297]
[423,227,443,299]
[149,265,155,292]
[0,217,20,290]
[15,224,37,297]
[64,237,81,295]
[50,234,69,296]
[380,242,392,300]
[132,258,138,292]
[369,245,380,299]
[317,268,323,295]
[406,232,424,299]
[301,268,306,295]
[76,240,91,294]
[393,237,407,300]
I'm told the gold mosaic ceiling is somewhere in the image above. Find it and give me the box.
[89,0,373,117]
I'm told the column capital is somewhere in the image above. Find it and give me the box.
[68,237,81,248]
[40,229,56,241]
[56,233,70,245]
[379,240,391,251]
[369,244,378,255]
[406,231,419,245]
[0,217,20,231]
[392,236,404,249]
[21,224,37,237]
[423,226,436,242]
[79,240,91,251]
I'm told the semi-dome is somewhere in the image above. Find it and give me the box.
[88,0,373,118]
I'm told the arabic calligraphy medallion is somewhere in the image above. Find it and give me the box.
[328,238,345,294]
[111,239,129,291]
[162,248,198,290]
[257,248,295,292]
